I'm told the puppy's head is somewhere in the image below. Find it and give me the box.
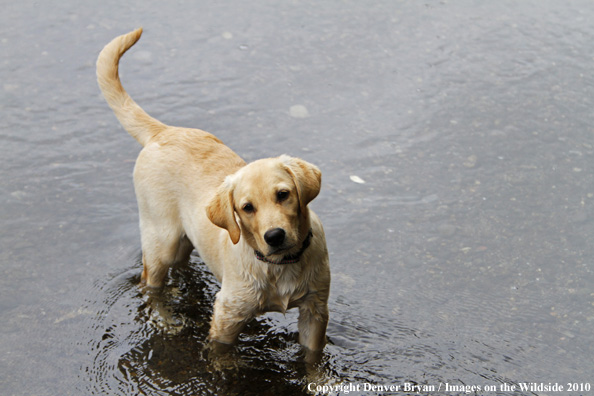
[206,155,321,261]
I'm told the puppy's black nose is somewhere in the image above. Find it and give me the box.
[264,228,286,247]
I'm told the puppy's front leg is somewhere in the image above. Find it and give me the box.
[298,295,329,364]
[208,292,252,352]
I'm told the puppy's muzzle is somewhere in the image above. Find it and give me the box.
[264,228,286,247]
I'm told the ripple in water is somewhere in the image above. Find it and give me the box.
[79,253,331,395]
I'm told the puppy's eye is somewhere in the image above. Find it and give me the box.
[242,203,255,213]
[277,190,289,202]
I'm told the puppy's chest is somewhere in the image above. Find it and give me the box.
[257,271,307,314]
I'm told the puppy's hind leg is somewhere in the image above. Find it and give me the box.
[174,234,194,266]
[140,227,191,288]
[139,232,194,333]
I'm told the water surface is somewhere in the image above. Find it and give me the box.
[1,1,593,395]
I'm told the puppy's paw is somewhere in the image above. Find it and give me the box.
[205,340,242,371]
[139,288,186,335]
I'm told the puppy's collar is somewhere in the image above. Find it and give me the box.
[254,230,313,265]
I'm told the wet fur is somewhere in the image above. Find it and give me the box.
[96,28,330,358]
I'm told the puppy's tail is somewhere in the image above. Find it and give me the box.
[96,28,166,146]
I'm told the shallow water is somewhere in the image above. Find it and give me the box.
[2,1,593,395]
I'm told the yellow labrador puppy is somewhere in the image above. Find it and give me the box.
[96,28,330,360]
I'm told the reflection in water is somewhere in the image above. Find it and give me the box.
[82,254,317,395]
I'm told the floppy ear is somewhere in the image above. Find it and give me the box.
[280,155,322,212]
[206,178,241,244]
